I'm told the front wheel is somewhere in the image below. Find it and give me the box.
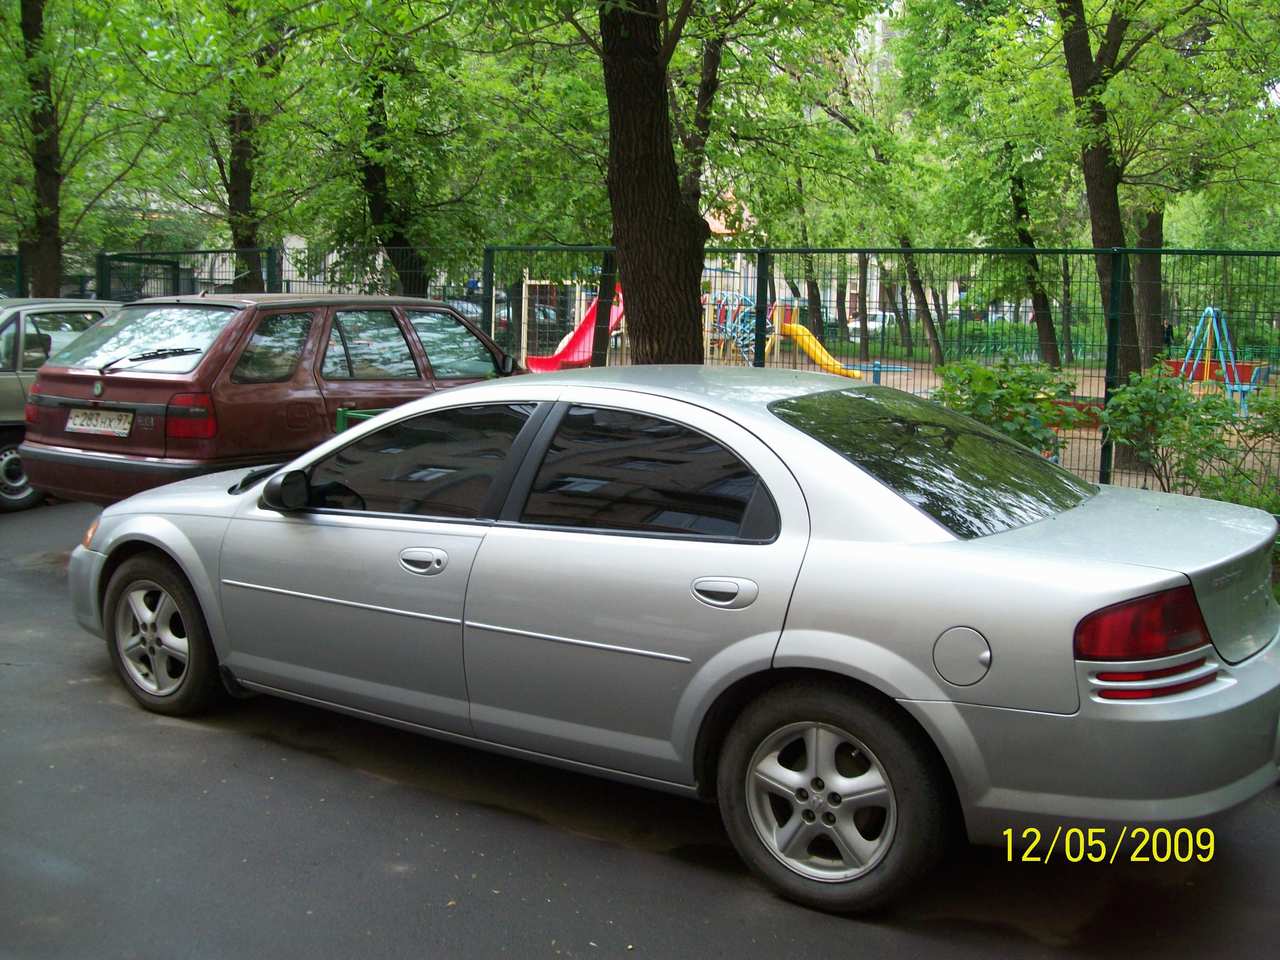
[103,555,222,715]
[717,682,948,914]
[0,437,42,512]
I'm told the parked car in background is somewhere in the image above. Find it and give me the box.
[846,311,889,341]
[1,299,118,510]
[20,294,517,505]
[69,367,1280,913]
[494,301,574,352]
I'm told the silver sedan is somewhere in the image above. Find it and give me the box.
[68,366,1280,913]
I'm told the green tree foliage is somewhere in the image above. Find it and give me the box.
[935,358,1084,456]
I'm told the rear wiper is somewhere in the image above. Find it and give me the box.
[100,347,202,374]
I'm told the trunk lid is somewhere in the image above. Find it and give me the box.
[26,367,180,457]
[983,486,1279,664]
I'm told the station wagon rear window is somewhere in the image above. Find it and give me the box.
[770,388,1095,539]
[50,305,237,374]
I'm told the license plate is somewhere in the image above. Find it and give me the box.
[66,408,134,437]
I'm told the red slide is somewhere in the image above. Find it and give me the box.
[525,287,625,373]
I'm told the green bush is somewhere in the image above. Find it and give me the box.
[934,358,1084,457]
[1102,369,1280,600]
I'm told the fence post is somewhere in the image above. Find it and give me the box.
[519,268,531,366]
[481,247,495,340]
[95,253,110,301]
[15,250,27,297]
[590,249,617,367]
[753,250,771,367]
[1097,248,1128,485]
[265,247,281,292]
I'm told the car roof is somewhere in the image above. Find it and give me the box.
[128,293,456,310]
[0,298,119,311]
[510,364,865,415]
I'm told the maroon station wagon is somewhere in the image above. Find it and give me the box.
[20,294,518,504]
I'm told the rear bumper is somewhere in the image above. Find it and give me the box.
[907,636,1280,845]
[20,440,269,504]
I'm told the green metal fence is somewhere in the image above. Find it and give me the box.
[0,252,22,297]
[12,241,1280,494]
[485,245,1280,491]
[94,246,483,302]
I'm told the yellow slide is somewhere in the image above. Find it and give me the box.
[780,322,863,379]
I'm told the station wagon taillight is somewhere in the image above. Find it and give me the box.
[166,393,218,439]
[25,382,40,423]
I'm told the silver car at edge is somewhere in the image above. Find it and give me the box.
[68,366,1280,913]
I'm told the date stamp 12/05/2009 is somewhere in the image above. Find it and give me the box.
[1003,826,1215,864]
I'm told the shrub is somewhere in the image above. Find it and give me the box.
[934,358,1084,457]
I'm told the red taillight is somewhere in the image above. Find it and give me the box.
[1074,585,1212,661]
[1095,658,1208,682]
[1096,673,1217,700]
[24,382,40,423]
[165,393,217,439]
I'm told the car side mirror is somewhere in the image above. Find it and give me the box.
[259,470,310,512]
[498,353,516,376]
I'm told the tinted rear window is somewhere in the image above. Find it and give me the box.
[771,388,1095,538]
[50,305,237,374]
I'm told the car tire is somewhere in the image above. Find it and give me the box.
[717,681,947,914]
[103,554,222,716]
[0,434,42,512]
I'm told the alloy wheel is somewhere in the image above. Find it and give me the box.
[114,580,190,696]
[745,721,897,882]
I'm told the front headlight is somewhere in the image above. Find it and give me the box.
[81,516,100,549]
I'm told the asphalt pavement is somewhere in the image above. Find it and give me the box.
[2,500,1277,959]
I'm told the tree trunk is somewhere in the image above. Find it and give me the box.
[1008,162,1061,367]
[677,35,723,210]
[900,241,944,366]
[599,0,708,363]
[930,287,946,340]
[1135,207,1164,366]
[856,252,870,362]
[801,256,823,343]
[361,76,430,296]
[1060,254,1075,364]
[886,277,913,353]
[20,0,61,296]
[227,90,264,293]
[1057,0,1140,381]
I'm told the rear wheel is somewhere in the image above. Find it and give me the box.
[0,435,41,512]
[104,555,221,715]
[717,682,947,914]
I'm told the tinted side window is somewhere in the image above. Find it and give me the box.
[321,310,418,380]
[308,404,532,517]
[406,310,497,380]
[232,312,313,383]
[770,388,1095,538]
[521,406,769,538]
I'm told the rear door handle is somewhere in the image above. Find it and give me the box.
[400,547,448,576]
[692,577,759,610]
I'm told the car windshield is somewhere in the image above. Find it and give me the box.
[771,387,1096,539]
[49,305,237,373]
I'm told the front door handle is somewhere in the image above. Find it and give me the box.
[692,577,759,610]
[400,547,448,576]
